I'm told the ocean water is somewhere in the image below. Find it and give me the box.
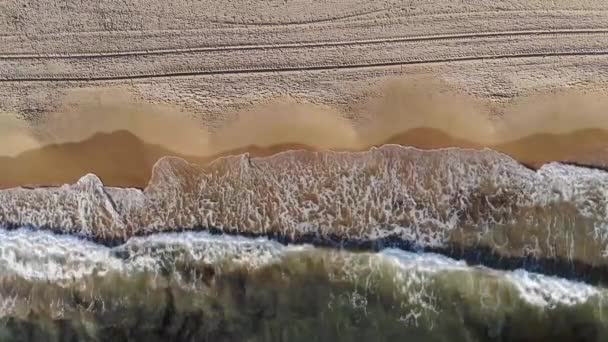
[0,228,604,341]
[1,147,608,341]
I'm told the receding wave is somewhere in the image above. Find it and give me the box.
[2,145,608,284]
[2,128,608,189]
[0,228,604,341]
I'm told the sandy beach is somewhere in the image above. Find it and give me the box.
[1,0,608,124]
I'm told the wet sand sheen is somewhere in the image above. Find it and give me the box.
[4,79,608,188]
[1,127,608,188]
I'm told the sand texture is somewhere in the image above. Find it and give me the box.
[1,0,608,124]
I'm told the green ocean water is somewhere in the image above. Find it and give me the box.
[0,229,604,342]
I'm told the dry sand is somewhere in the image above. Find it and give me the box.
[2,1,608,187]
[2,0,608,122]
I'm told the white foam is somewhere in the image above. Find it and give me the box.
[505,269,599,308]
[120,231,285,268]
[3,147,608,265]
[377,249,600,307]
[0,228,601,308]
[0,229,122,283]
[0,229,285,283]
[380,248,467,271]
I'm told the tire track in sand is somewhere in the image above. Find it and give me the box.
[0,28,607,59]
[2,50,608,82]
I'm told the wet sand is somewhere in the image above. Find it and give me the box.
[1,127,608,188]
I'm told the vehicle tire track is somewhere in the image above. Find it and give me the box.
[1,29,607,59]
[2,50,607,82]
[1,8,607,39]
[208,7,392,26]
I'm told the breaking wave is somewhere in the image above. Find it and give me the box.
[0,228,605,341]
[2,146,608,284]
[2,79,608,340]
